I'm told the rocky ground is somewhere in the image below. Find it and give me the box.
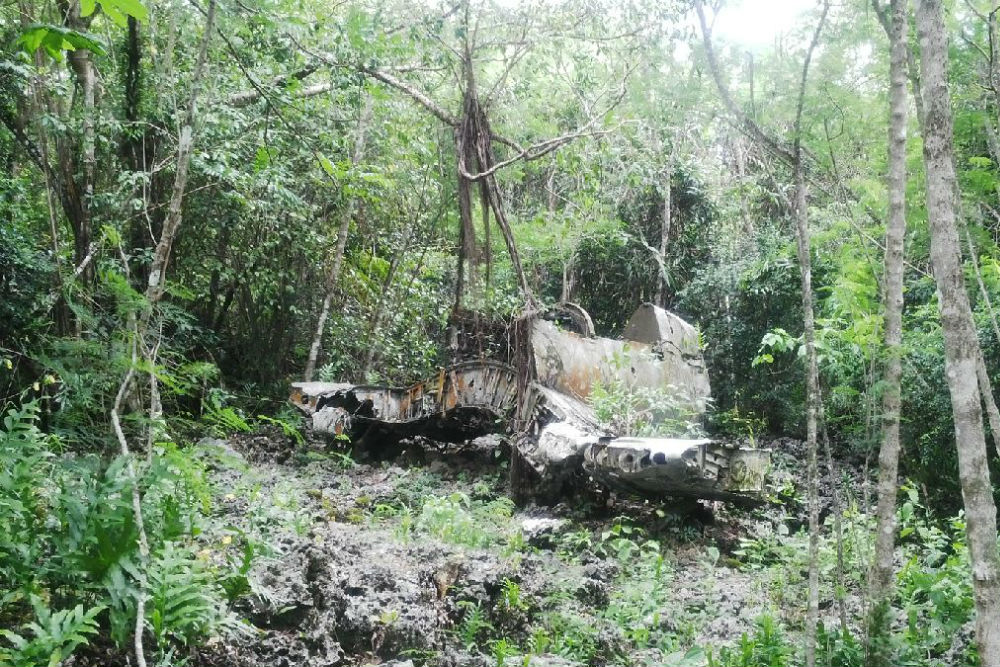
[142,428,863,667]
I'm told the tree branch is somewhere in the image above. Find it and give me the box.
[0,103,50,176]
[358,65,459,126]
[793,0,832,155]
[459,63,632,181]
[694,0,796,166]
[226,64,319,107]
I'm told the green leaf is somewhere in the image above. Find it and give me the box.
[91,0,148,26]
[254,147,269,170]
[109,0,148,21]
[0,630,28,650]
[17,24,107,61]
[102,2,127,27]
[318,155,336,177]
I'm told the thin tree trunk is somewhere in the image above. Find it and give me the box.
[454,139,475,310]
[304,92,373,381]
[967,227,1000,349]
[868,0,909,659]
[362,219,416,374]
[145,0,216,308]
[916,3,1000,664]
[873,0,925,125]
[111,6,216,664]
[794,160,822,667]
[696,4,828,657]
[479,168,532,302]
[458,64,533,304]
[975,357,1000,459]
[123,16,143,172]
[480,175,491,287]
[64,0,96,285]
[110,326,149,667]
[654,161,671,307]
[815,391,849,633]
[966,225,1000,458]
[792,7,830,665]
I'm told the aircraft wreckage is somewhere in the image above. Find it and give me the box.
[291,303,770,503]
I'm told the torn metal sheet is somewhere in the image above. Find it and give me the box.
[515,383,768,502]
[291,361,518,443]
[514,384,601,489]
[291,304,769,502]
[530,310,711,413]
[584,438,770,503]
[289,381,355,416]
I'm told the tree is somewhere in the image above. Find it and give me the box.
[108,2,217,663]
[867,0,909,658]
[915,1,1000,663]
[696,2,830,663]
[304,92,373,382]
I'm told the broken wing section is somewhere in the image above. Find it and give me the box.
[584,439,771,503]
[515,384,769,503]
[290,361,518,445]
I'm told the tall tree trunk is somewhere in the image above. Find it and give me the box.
[696,4,828,657]
[144,1,214,307]
[123,16,143,170]
[820,414,849,632]
[110,7,216,667]
[793,160,822,667]
[654,161,671,307]
[965,225,1000,459]
[304,92,373,381]
[868,0,909,659]
[792,8,829,665]
[454,125,476,310]
[362,218,416,374]
[64,0,96,284]
[916,3,1000,664]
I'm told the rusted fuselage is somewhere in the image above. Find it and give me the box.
[291,304,769,502]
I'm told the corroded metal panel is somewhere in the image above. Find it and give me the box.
[583,438,769,502]
[290,381,355,415]
[292,361,518,442]
[289,305,767,502]
[517,384,769,500]
[530,314,711,412]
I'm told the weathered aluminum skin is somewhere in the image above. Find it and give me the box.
[530,312,711,412]
[515,383,767,502]
[291,361,518,442]
[584,438,770,502]
[291,304,768,501]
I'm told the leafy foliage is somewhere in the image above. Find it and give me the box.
[16,24,106,60]
[5,0,1000,662]
[0,404,243,661]
[0,598,104,667]
[147,542,234,645]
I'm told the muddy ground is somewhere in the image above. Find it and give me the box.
[157,429,859,667]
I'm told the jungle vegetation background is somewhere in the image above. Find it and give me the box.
[5,0,1000,664]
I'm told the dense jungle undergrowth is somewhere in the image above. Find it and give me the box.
[7,0,1000,664]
